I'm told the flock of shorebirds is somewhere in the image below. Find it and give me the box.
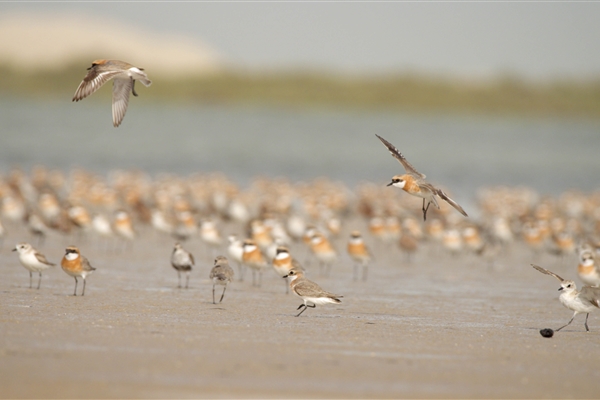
[4,60,600,328]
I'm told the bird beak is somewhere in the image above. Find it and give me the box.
[12,248,17,252]
[282,275,288,279]
[386,181,394,187]
[558,287,563,291]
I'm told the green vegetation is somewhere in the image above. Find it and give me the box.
[2,63,600,117]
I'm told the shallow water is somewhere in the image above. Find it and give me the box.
[1,97,599,199]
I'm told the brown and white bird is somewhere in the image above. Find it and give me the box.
[272,246,303,294]
[376,134,468,221]
[61,246,96,296]
[577,251,600,287]
[309,231,338,277]
[72,59,152,127]
[532,264,600,332]
[209,255,234,304]
[283,268,343,317]
[171,242,195,289]
[242,239,268,287]
[13,242,55,289]
[347,231,372,281]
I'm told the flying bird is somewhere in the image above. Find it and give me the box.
[72,59,152,127]
[375,134,468,221]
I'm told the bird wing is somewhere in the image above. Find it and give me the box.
[293,279,342,299]
[434,187,468,216]
[72,69,122,102]
[34,251,55,266]
[375,134,426,179]
[531,264,565,282]
[580,286,600,308]
[81,256,96,272]
[112,77,133,127]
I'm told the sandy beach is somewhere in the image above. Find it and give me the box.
[1,214,598,399]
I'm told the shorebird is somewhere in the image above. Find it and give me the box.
[347,231,372,281]
[375,134,468,221]
[171,243,194,289]
[283,268,343,317]
[577,251,600,287]
[532,264,600,332]
[13,242,55,289]
[61,246,96,296]
[272,246,303,294]
[209,255,234,304]
[242,239,268,287]
[72,59,152,127]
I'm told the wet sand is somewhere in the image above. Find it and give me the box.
[0,222,598,399]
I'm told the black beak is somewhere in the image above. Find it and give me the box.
[386,181,394,187]
[283,274,288,279]
[558,287,563,291]
[12,248,17,252]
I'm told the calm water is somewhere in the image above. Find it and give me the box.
[1,98,599,203]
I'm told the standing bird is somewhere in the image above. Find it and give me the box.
[272,246,304,294]
[72,59,152,127]
[171,243,195,289]
[283,268,343,317]
[13,242,55,289]
[209,256,234,304]
[532,264,600,332]
[61,246,96,296]
[242,239,268,287]
[375,134,468,221]
[347,231,372,281]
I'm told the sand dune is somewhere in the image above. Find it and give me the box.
[0,12,223,76]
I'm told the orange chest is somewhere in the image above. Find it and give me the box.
[578,264,596,275]
[61,257,82,273]
[347,242,368,256]
[312,239,333,253]
[243,249,264,263]
[273,256,291,269]
[403,177,422,195]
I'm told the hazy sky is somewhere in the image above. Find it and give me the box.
[3,2,599,79]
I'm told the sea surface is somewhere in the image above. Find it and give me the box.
[1,97,599,203]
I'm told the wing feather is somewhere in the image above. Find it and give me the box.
[72,70,121,101]
[532,264,565,282]
[435,188,468,216]
[112,77,132,127]
[375,134,426,179]
[34,251,55,266]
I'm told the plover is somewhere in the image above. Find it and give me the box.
[283,268,343,317]
[13,242,55,289]
[61,246,96,296]
[532,264,600,332]
[171,242,195,289]
[72,59,152,127]
[375,134,468,221]
[209,255,234,304]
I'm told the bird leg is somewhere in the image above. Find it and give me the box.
[29,271,33,289]
[37,272,42,290]
[73,277,78,296]
[585,313,590,332]
[556,315,576,331]
[185,272,190,289]
[82,278,87,296]
[212,284,216,304]
[131,78,138,97]
[296,304,307,317]
[219,286,227,303]
[177,271,181,288]
[422,199,431,221]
